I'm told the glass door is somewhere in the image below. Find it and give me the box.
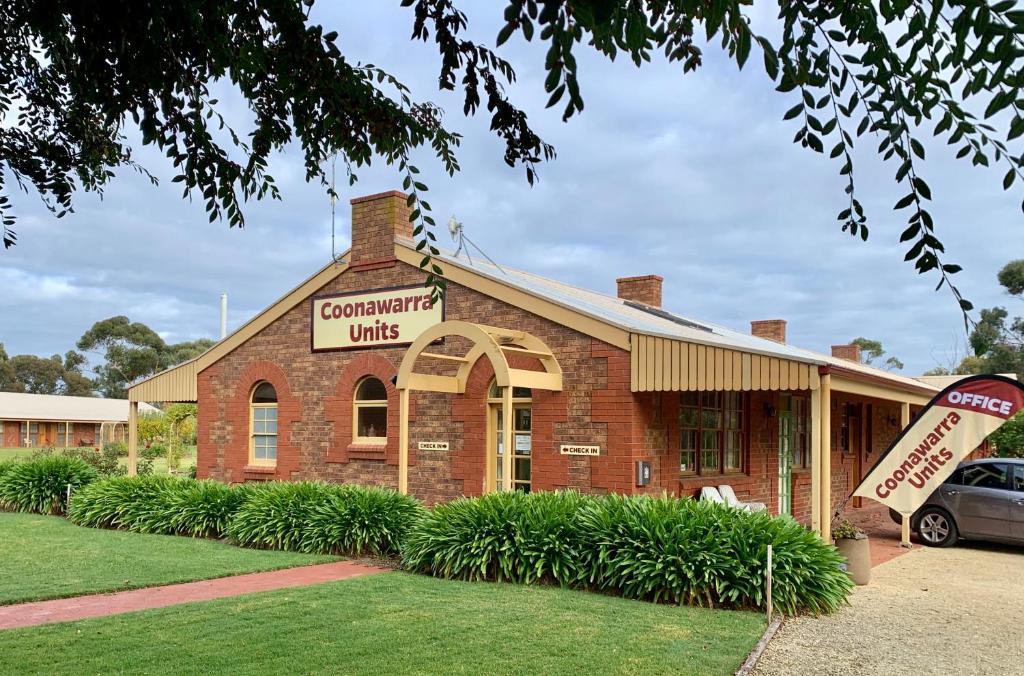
[492,403,532,493]
[777,410,793,517]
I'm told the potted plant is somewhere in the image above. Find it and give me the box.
[833,518,871,585]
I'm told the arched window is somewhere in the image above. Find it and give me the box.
[353,377,388,443]
[250,382,278,464]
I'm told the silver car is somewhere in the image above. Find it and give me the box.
[889,458,1024,547]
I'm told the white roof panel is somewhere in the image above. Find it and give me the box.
[0,392,159,423]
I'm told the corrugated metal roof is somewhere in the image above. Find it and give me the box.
[0,393,159,423]
[416,241,938,394]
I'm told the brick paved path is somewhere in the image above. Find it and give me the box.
[0,561,384,631]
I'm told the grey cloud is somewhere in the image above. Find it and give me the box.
[1,3,1021,377]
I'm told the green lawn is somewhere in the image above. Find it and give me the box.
[0,513,334,605]
[0,573,764,675]
[0,447,32,462]
[0,447,196,476]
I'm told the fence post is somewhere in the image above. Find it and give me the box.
[766,544,773,623]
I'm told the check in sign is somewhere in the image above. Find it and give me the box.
[560,444,600,456]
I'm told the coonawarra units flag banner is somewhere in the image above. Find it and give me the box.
[853,374,1024,515]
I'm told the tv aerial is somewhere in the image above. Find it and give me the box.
[448,214,504,273]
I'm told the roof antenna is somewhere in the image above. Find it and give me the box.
[448,214,504,273]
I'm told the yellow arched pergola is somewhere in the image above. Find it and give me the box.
[395,320,563,494]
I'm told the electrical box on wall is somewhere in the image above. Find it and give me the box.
[636,460,651,487]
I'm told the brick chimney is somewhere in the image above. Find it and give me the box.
[349,190,412,269]
[616,275,663,308]
[750,319,787,343]
[831,344,861,363]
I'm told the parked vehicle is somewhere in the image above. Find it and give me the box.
[889,458,1024,547]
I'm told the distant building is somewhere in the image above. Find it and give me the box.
[0,392,158,448]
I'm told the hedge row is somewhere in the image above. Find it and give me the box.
[68,477,424,557]
[401,491,853,615]
[0,456,99,515]
[2,457,853,614]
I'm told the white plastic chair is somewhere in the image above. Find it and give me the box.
[700,486,725,504]
[718,484,767,512]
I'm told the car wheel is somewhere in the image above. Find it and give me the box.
[916,508,958,547]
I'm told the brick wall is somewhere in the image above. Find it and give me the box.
[196,255,657,504]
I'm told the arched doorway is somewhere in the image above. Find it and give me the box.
[395,320,562,494]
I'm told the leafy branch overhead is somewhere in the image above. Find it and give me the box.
[2,1,1023,311]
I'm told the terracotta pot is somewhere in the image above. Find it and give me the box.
[835,536,871,585]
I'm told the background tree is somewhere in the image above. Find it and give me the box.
[137,413,169,447]
[850,337,904,371]
[77,316,214,398]
[989,412,1024,458]
[0,348,94,395]
[963,260,1024,378]
[4,1,1024,310]
[0,344,18,392]
[923,259,1024,378]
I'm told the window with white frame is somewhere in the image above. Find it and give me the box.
[353,377,388,443]
[250,382,278,464]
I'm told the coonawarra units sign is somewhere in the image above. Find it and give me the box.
[853,375,1024,516]
[311,285,443,352]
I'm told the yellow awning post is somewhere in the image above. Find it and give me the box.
[128,402,139,477]
[810,387,822,535]
[900,402,912,548]
[398,388,410,495]
[820,373,832,542]
[502,385,513,492]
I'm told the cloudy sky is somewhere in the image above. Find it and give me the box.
[2,3,1021,376]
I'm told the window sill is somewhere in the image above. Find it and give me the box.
[243,464,276,481]
[345,442,386,461]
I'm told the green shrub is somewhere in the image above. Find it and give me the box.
[226,481,422,555]
[141,443,167,460]
[402,491,853,615]
[167,480,249,538]
[64,446,124,477]
[103,441,128,458]
[576,495,851,614]
[402,490,585,584]
[0,456,99,515]
[68,475,185,532]
[0,460,17,482]
[227,481,343,551]
[301,485,424,556]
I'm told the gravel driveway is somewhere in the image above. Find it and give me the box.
[754,543,1024,675]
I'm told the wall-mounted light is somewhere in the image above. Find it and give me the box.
[762,401,777,419]
[886,414,899,428]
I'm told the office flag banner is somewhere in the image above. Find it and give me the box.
[853,374,1024,515]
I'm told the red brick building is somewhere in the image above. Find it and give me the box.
[129,190,939,539]
[0,392,156,448]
